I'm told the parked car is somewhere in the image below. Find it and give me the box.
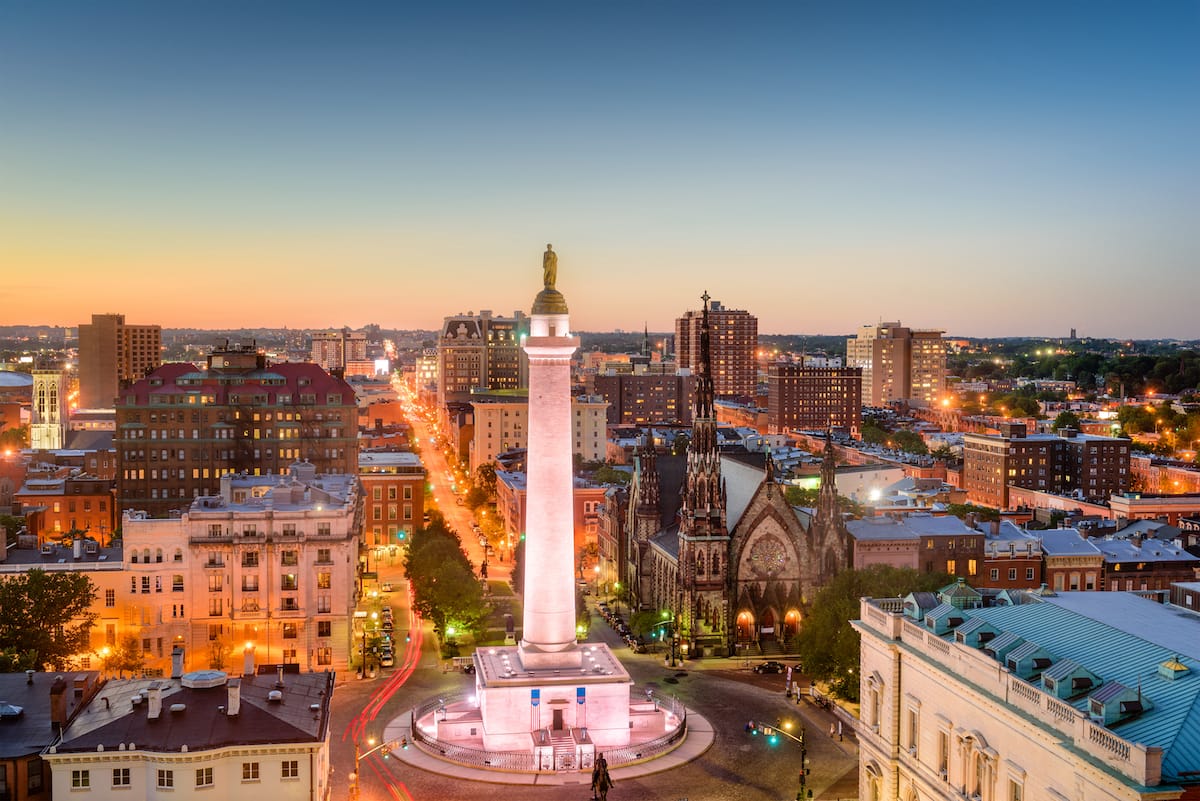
[381,652,395,668]
[381,618,394,631]
[381,582,394,593]
[462,663,476,675]
[752,660,787,674]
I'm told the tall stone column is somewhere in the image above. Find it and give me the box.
[518,278,582,667]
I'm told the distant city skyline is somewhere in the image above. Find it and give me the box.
[1,2,1196,338]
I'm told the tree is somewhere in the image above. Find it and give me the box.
[0,569,97,669]
[404,516,489,638]
[0,424,29,449]
[1052,411,1081,431]
[945,503,1000,522]
[474,462,497,497]
[105,633,146,677]
[930,444,956,461]
[890,430,928,455]
[593,464,632,486]
[797,566,951,701]
[671,433,690,456]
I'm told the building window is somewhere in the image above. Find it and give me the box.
[281,574,298,591]
[318,620,332,637]
[317,646,332,665]
[112,767,131,787]
[105,589,116,607]
[242,762,259,781]
[209,574,223,592]
[318,572,331,589]
[1026,568,1035,580]
[1009,778,1023,801]
[318,595,331,613]
[317,548,331,563]
[281,550,298,566]
[1008,568,1017,581]
[989,569,999,581]
[173,574,184,592]
[283,623,297,639]
[243,551,260,567]
[282,760,299,779]
[195,767,213,787]
[72,769,90,789]
[209,598,223,616]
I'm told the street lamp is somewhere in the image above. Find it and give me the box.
[350,735,399,800]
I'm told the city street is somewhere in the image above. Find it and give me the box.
[327,388,858,800]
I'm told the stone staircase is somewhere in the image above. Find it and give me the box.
[759,640,784,656]
[550,729,577,771]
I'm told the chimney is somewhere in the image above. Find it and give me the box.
[275,664,285,689]
[73,539,82,560]
[170,645,185,679]
[147,682,163,720]
[49,675,68,732]
[990,519,1001,537]
[226,678,241,717]
[965,512,978,530]
[242,643,255,676]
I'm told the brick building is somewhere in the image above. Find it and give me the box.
[675,298,757,399]
[592,371,694,425]
[115,344,357,517]
[77,313,161,409]
[963,422,1130,509]
[358,450,426,548]
[766,364,862,434]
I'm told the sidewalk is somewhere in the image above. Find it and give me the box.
[377,707,714,786]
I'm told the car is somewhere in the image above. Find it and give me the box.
[380,653,395,668]
[381,619,394,631]
[462,663,476,675]
[752,660,787,674]
[381,582,394,593]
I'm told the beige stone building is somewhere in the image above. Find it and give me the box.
[469,395,608,472]
[854,588,1200,801]
[846,321,946,407]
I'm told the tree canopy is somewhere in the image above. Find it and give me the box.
[403,515,489,638]
[797,566,952,701]
[0,569,97,669]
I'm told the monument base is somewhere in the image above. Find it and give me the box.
[468,643,633,751]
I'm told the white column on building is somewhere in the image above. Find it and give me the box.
[518,299,581,664]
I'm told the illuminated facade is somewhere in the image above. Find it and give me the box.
[846,321,946,406]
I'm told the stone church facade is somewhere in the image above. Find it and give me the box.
[620,294,853,657]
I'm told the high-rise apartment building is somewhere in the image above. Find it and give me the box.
[309,328,368,372]
[846,321,946,406]
[114,344,357,517]
[766,364,862,434]
[962,422,1130,509]
[675,298,757,398]
[77,313,161,409]
[437,310,529,411]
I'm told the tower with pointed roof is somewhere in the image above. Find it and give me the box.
[807,430,854,581]
[676,291,731,656]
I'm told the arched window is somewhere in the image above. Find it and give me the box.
[143,548,151,564]
[696,552,706,575]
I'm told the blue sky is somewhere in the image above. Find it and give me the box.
[1,1,1196,338]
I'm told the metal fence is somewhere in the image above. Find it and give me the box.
[409,691,689,772]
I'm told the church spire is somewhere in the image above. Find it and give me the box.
[637,431,660,516]
[642,322,650,358]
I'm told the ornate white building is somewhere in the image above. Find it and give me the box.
[121,464,361,673]
[854,588,1200,801]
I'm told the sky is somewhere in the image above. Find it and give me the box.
[1,1,1197,339]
